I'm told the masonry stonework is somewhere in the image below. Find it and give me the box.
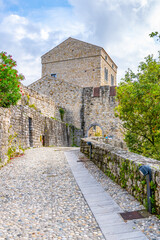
[20,85,56,118]
[81,86,122,138]
[28,37,120,139]
[0,104,82,163]
[0,108,11,163]
[41,38,117,87]
[1,38,121,162]
[1,38,160,215]
[81,138,160,215]
[29,75,82,129]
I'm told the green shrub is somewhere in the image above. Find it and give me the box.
[0,51,24,108]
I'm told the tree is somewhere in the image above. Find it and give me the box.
[115,54,160,160]
[0,52,24,108]
[149,31,160,42]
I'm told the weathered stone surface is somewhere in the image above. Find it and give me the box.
[29,75,83,129]
[28,38,122,139]
[0,105,82,163]
[80,137,160,215]
[41,37,117,87]
[29,77,123,139]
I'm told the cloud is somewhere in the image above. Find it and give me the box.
[68,0,160,82]
[0,8,87,85]
[0,0,159,85]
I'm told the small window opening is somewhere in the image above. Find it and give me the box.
[93,87,100,97]
[111,74,114,86]
[51,73,57,78]
[105,68,108,83]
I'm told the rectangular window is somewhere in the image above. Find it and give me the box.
[105,68,108,82]
[105,55,108,61]
[93,87,100,97]
[111,74,114,86]
[51,73,57,78]
[110,86,116,96]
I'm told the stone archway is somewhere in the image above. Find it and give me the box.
[87,123,104,137]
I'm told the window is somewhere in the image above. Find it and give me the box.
[105,68,108,83]
[93,87,100,97]
[51,73,57,78]
[105,55,108,61]
[112,64,114,69]
[111,74,114,86]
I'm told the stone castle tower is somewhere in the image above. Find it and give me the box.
[29,37,121,138]
[41,37,117,87]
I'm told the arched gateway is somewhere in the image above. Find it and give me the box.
[87,123,104,137]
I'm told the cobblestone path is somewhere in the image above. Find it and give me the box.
[0,148,104,240]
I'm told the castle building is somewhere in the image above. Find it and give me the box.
[29,37,121,138]
[41,37,117,87]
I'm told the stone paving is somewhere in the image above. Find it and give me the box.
[0,148,104,239]
[76,150,160,240]
[65,151,149,240]
[0,147,159,239]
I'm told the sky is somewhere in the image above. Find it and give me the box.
[0,0,160,86]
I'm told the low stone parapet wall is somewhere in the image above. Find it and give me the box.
[80,138,160,214]
[89,137,127,150]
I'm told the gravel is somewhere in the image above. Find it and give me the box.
[0,147,104,239]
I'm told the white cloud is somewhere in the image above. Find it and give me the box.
[0,0,159,85]
[68,0,160,82]
[0,9,87,85]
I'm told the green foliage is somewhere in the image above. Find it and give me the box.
[71,144,79,147]
[94,132,101,137]
[105,169,116,181]
[149,31,160,42]
[51,117,58,121]
[115,54,160,160]
[29,104,37,110]
[141,180,146,185]
[119,163,127,188]
[59,108,65,121]
[7,146,16,160]
[26,94,30,105]
[7,133,17,160]
[150,180,156,191]
[0,52,24,108]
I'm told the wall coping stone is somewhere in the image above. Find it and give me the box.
[82,137,160,171]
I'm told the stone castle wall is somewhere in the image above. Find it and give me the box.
[29,75,83,129]
[41,38,102,87]
[101,49,117,86]
[81,86,123,139]
[0,105,82,163]
[41,38,117,88]
[29,78,122,140]
[19,85,55,118]
[29,77,123,140]
[0,108,11,163]
[81,138,160,214]
[42,56,101,88]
